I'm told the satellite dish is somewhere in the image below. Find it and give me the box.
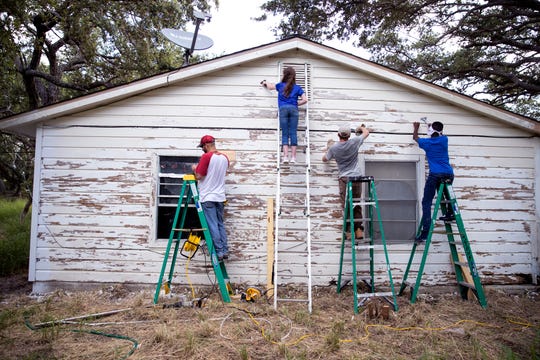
[193,10,211,20]
[161,9,213,66]
[161,28,214,50]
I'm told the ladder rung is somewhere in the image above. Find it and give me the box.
[454,261,468,267]
[458,281,476,289]
[356,292,394,299]
[276,298,310,303]
[281,183,307,188]
[279,206,306,210]
[448,240,463,245]
[280,163,307,168]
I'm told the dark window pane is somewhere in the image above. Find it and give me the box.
[157,156,200,240]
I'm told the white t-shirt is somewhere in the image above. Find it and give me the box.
[195,152,229,202]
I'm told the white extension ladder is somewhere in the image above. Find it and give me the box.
[273,62,313,312]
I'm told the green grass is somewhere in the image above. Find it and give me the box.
[0,198,31,276]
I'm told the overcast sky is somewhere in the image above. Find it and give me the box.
[190,0,368,58]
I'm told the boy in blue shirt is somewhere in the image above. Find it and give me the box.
[413,121,454,243]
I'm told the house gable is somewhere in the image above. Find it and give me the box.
[1,37,538,292]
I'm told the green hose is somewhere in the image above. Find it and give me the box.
[24,316,139,359]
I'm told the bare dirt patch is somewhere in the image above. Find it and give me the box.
[1,278,539,360]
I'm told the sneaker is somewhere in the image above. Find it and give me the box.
[290,157,296,163]
[282,156,289,163]
[439,214,455,222]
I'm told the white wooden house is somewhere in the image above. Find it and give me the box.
[1,37,539,294]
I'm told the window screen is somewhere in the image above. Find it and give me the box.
[365,161,418,243]
[157,156,200,240]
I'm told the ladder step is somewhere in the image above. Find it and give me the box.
[346,217,373,223]
[404,280,416,288]
[457,281,476,289]
[352,201,376,206]
[445,233,465,237]
[355,244,384,250]
[454,261,469,267]
[356,292,394,299]
[347,176,374,183]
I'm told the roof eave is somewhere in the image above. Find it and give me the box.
[1,37,538,136]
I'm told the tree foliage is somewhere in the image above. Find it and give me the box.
[1,0,216,114]
[0,0,216,201]
[0,132,34,198]
[259,0,540,120]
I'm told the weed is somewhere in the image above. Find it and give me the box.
[239,345,249,360]
[294,309,313,326]
[183,330,197,355]
[325,320,345,352]
[152,324,175,345]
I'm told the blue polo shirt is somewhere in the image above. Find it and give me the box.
[418,136,453,175]
[275,83,304,107]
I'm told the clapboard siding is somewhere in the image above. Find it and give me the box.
[21,45,537,291]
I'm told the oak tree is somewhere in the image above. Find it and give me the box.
[259,0,540,119]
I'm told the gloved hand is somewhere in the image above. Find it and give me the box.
[355,124,365,135]
[327,139,335,150]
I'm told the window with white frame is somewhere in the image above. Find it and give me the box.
[365,161,418,243]
[156,155,200,240]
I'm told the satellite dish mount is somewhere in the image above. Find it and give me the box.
[161,10,213,67]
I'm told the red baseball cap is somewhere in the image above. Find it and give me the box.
[197,135,215,147]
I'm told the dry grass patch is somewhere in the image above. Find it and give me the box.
[0,275,539,359]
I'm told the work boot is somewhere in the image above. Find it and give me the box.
[414,230,428,245]
[355,228,364,239]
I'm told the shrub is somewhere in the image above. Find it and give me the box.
[0,198,31,275]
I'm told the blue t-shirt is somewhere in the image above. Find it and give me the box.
[275,82,304,107]
[418,135,453,175]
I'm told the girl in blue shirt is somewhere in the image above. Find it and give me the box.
[262,67,308,163]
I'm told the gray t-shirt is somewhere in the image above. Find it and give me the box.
[325,136,365,177]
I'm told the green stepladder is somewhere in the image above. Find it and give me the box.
[399,180,487,308]
[153,175,232,304]
[337,176,399,313]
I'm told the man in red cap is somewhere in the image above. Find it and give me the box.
[192,135,230,261]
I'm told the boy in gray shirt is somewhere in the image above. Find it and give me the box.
[323,124,370,239]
